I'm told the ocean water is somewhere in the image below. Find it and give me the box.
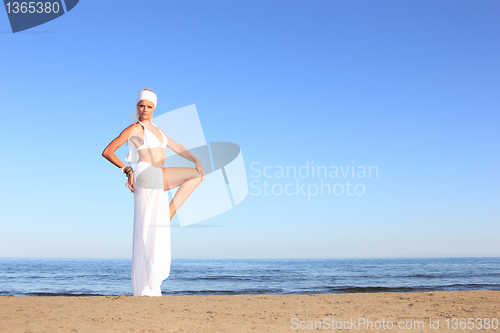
[0,257,498,297]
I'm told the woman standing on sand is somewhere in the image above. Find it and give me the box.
[102,88,205,296]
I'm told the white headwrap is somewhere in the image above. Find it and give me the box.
[125,89,158,165]
[130,89,158,124]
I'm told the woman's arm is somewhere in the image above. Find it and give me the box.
[160,128,205,181]
[102,124,141,192]
[102,123,140,169]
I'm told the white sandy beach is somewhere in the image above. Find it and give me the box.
[1,290,498,332]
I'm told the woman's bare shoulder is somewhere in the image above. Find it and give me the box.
[119,123,143,138]
[128,122,142,129]
[156,125,168,136]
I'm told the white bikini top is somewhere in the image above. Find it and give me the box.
[136,121,168,150]
[124,121,168,165]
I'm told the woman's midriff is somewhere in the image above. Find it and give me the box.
[137,147,166,168]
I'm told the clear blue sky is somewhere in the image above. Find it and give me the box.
[0,0,498,259]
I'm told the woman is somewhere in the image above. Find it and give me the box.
[102,88,205,296]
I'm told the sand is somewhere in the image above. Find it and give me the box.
[0,291,498,332]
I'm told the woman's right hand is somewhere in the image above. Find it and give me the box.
[126,171,134,193]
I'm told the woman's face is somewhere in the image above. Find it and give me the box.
[137,99,155,121]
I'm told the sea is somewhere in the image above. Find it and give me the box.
[0,257,499,297]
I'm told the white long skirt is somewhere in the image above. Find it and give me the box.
[131,161,171,297]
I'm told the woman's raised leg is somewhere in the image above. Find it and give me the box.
[162,167,202,220]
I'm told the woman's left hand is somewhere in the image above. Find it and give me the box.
[195,160,205,182]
